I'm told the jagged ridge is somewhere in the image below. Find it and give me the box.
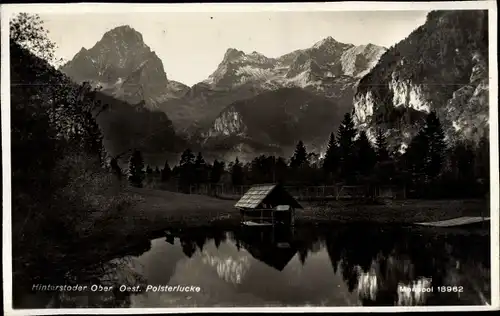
[161,37,386,132]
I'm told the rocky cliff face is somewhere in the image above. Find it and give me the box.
[61,25,185,109]
[353,10,489,152]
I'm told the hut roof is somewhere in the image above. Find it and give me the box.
[234,184,302,209]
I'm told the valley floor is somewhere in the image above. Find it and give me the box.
[115,187,490,239]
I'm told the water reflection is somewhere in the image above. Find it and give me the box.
[24,225,490,308]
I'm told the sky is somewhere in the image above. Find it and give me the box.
[38,11,430,86]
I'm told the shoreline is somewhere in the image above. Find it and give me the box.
[82,187,490,252]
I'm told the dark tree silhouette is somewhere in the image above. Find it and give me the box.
[290,140,308,169]
[179,148,196,192]
[374,128,390,163]
[423,111,446,179]
[474,135,489,197]
[323,132,339,182]
[210,160,225,184]
[275,157,288,184]
[250,155,277,183]
[355,131,377,177]
[128,150,145,188]
[337,112,357,181]
[161,159,171,182]
[110,158,122,180]
[231,157,244,186]
[194,152,208,184]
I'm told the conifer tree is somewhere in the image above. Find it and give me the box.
[374,128,390,162]
[337,112,357,179]
[474,135,489,196]
[355,131,377,176]
[194,152,207,183]
[290,140,308,169]
[179,148,196,191]
[275,157,288,184]
[323,132,339,179]
[161,159,171,182]
[231,157,244,186]
[210,160,225,183]
[110,157,122,180]
[424,111,446,178]
[406,129,429,176]
[128,150,145,187]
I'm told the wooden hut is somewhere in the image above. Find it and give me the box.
[235,184,303,227]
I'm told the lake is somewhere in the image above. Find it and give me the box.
[20,224,491,308]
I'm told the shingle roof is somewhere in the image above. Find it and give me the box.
[234,184,276,209]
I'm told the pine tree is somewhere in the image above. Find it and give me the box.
[373,129,394,185]
[110,157,122,180]
[231,157,244,186]
[374,128,390,162]
[128,150,145,188]
[161,159,171,182]
[406,129,428,176]
[146,165,153,175]
[355,131,377,176]
[180,149,195,167]
[474,135,489,197]
[275,157,288,184]
[337,112,357,180]
[424,111,446,178]
[210,160,225,183]
[179,148,196,192]
[290,140,308,169]
[323,132,339,180]
[451,141,475,181]
[194,152,207,184]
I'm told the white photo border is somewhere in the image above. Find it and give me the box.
[1,1,498,314]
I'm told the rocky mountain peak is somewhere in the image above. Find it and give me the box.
[61,25,175,110]
[312,36,339,49]
[223,48,245,63]
[102,25,145,45]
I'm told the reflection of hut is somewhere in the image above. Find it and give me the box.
[244,244,297,271]
[235,228,297,271]
[235,184,303,227]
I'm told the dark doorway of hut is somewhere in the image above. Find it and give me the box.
[234,184,303,228]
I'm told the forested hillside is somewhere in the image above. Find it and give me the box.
[10,13,142,306]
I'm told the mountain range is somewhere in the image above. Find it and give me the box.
[60,10,489,163]
[161,37,386,135]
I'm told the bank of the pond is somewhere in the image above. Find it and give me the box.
[108,188,490,240]
[130,187,487,217]
[19,188,490,278]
